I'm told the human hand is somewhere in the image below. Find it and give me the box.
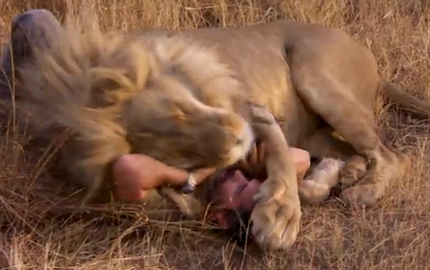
[235,141,267,180]
[236,143,311,182]
[112,154,171,202]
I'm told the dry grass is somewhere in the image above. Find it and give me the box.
[0,0,430,269]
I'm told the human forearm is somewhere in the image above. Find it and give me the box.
[235,141,310,182]
[112,154,216,202]
[162,166,216,186]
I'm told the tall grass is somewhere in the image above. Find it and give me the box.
[0,0,429,269]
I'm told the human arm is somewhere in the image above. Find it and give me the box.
[112,154,216,202]
[236,141,311,182]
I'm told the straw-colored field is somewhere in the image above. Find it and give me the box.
[1,1,429,269]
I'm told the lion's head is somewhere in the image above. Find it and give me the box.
[17,14,255,172]
[120,35,255,170]
[123,87,254,170]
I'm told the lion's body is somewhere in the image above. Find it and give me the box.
[4,10,430,250]
[157,21,376,150]
[132,20,411,212]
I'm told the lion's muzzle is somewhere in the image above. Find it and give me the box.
[225,121,255,167]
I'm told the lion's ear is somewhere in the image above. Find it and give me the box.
[87,41,152,108]
[88,68,134,107]
[115,42,151,91]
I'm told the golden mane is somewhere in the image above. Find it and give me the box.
[18,13,246,141]
[148,35,246,109]
[14,12,250,199]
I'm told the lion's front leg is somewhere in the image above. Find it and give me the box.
[249,105,302,250]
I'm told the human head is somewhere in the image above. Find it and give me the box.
[204,169,262,242]
[204,147,313,241]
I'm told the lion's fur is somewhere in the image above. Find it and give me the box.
[12,16,145,202]
[5,9,430,250]
[5,11,256,208]
[17,12,254,164]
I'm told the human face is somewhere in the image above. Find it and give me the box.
[210,170,261,227]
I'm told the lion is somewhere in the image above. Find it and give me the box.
[5,9,430,251]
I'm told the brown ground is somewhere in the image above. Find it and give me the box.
[1,0,430,269]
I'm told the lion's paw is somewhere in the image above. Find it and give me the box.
[339,155,367,187]
[340,183,383,207]
[299,180,331,205]
[250,182,302,250]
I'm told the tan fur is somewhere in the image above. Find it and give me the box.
[7,11,430,251]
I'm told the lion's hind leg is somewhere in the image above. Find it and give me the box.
[339,144,402,207]
[294,75,401,207]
